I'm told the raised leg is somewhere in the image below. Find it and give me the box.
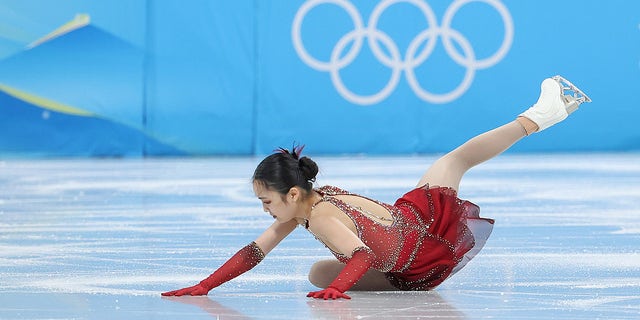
[417,120,527,191]
[418,75,592,191]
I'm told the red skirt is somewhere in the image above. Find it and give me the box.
[385,185,494,290]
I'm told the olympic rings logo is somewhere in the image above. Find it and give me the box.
[292,0,514,105]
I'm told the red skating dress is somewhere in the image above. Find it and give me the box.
[311,185,494,291]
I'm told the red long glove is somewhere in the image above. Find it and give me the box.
[162,242,265,296]
[307,246,375,300]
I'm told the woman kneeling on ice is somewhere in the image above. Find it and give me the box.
[162,76,591,300]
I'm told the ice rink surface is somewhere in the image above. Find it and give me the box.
[1,153,639,319]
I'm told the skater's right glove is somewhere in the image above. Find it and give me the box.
[162,242,265,296]
[307,246,375,300]
[307,286,351,300]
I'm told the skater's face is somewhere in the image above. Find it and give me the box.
[253,181,300,223]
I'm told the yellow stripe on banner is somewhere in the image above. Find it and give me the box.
[27,14,90,49]
[0,84,93,117]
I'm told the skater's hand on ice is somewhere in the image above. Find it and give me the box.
[307,287,351,300]
[161,284,209,296]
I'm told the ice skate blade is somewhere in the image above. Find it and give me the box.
[552,75,592,104]
[562,95,580,114]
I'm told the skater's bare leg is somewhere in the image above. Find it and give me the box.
[418,75,591,192]
[308,259,397,291]
[417,120,529,191]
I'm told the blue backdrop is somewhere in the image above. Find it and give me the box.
[0,0,637,156]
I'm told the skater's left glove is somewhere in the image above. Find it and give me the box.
[306,246,375,300]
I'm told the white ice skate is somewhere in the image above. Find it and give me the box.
[520,75,592,132]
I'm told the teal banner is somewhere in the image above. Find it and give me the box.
[0,1,637,156]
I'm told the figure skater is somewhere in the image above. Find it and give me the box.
[162,75,591,299]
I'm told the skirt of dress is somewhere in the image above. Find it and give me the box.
[385,185,494,291]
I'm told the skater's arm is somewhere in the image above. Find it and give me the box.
[162,219,298,296]
[307,213,368,256]
[306,215,375,299]
[254,219,299,255]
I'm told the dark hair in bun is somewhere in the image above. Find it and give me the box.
[252,144,319,196]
